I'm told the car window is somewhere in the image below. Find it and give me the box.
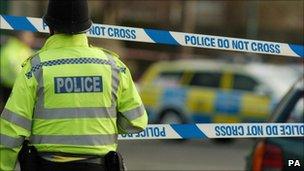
[154,71,182,86]
[287,96,304,123]
[189,72,222,88]
[232,74,258,91]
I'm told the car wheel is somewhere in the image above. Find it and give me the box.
[157,110,187,143]
[158,110,186,124]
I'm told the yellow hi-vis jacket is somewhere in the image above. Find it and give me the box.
[0,34,148,170]
[0,37,33,88]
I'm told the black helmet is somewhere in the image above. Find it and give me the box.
[43,0,92,34]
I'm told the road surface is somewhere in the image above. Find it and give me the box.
[118,139,255,171]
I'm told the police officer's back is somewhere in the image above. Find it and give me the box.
[0,0,148,171]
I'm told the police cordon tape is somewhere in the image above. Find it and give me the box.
[1,14,303,58]
[1,15,304,140]
[118,123,304,140]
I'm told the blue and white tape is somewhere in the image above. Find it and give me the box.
[1,15,303,140]
[1,15,303,58]
[118,123,304,140]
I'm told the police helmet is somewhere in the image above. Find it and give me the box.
[43,0,92,34]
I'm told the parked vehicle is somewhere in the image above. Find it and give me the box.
[138,59,300,124]
[246,76,304,171]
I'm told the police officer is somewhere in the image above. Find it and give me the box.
[0,31,34,110]
[0,0,148,170]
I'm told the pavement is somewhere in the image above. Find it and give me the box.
[118,139,255,171]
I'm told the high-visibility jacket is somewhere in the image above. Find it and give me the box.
[0,34,148,171]
[0,37,33,88]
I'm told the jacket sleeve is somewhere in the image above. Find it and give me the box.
[0,62,37,171]
[115,60,148,134]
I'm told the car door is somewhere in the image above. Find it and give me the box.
[210,72,243,123]
[229,73,272,122]
[186,71,222,123]
[140,70,184,122]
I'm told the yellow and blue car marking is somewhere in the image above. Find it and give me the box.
[141,86,271,124]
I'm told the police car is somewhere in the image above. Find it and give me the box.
[138,59,301,124]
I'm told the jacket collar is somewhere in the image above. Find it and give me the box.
[42,34,89,50]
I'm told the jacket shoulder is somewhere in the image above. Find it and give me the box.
[21,53,36,67]
[21,49,46,67]
[92,47,128,73]
[91,45,120,59]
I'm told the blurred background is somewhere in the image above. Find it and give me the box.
[1,1,303,79]
[0,0,303,170]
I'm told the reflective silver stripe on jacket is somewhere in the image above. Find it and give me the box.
[34,107,116,119]
[105,52,120,107]
[117,114,144,133]
[1,108,32,131]
[0,134,24,148]
[31,55,44,115]
[121,105,146,120]
[30,134,117,146]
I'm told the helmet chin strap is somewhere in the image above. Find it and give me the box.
[49,28,55,36]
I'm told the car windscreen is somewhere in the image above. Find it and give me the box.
[269,89,303,123]
[287,96,304,123]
